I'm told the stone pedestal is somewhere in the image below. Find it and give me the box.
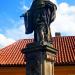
[22,44,57,75]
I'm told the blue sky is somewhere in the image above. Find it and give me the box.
[0,0,75,48]
[0,0,21,29]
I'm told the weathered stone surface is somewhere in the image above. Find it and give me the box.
[23,44,57,75]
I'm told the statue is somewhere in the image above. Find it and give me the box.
[21,0,57,45]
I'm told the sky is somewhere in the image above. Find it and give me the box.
[0,0,75,48]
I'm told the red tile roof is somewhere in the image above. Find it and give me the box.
[53,36,75,65]
[0,36,75,66]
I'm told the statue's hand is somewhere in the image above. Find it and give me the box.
[20,14,25,18]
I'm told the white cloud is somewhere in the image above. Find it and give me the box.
[23,5,29,10]
[19,0,29,12]
[51,1,75,36]
[20,5,29,12]
[5,20,34,40]
[0,34,15,48]
[50,0,57,4]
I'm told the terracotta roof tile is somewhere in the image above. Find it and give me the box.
[53,36,75,64]
[0,36,75,65]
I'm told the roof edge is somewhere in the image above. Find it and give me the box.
[55,63,75,66]
[0,64,25,67]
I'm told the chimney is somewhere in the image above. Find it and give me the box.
[55,32,61,37]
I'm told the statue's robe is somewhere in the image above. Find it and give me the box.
[24,0,57,39]
[24,10,33,34]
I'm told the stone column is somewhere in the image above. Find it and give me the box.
[22,44,57,75]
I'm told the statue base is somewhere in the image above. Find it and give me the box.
[22,43,57,75]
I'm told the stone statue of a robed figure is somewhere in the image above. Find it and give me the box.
[21,1,57,75]
[21,0,57,45]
